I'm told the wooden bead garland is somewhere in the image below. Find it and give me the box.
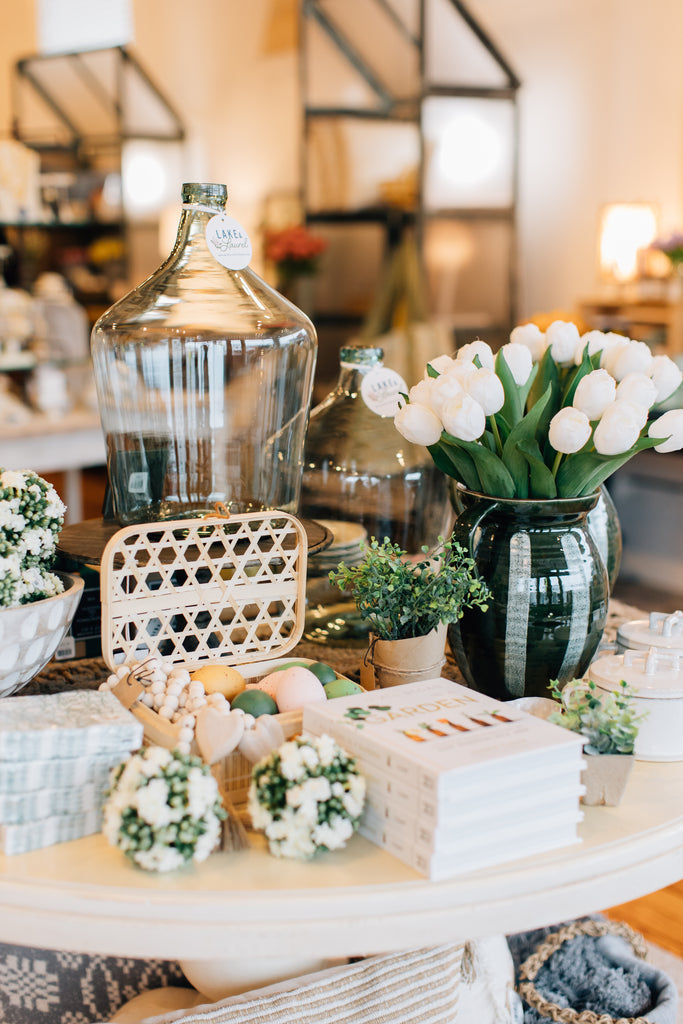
[99,656,255,756]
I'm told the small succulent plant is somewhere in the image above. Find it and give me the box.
[548,677,646,755]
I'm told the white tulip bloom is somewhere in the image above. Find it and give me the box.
[548,407,592,454]
[499,342,533,386]
[616,372,658,409]
[593,400,645,455]
[441,393,486,442]
[456,339,495,370]
[649,354,683,403]
[648,409,683,453]
[510,323,547,362]
[599,336,630,375]
[574,330,610,365]
[609,340,653,382]
[465,367,505,415]
[409,379,433,407]
[425,354,456,377]
[450,359,477,384]
[394,401,443,446]
[546,320,581,364]
[572,369,617,421]
[428,371,465,418]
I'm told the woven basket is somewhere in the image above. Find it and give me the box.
[517,919,654,1024]
[100,511,324,803]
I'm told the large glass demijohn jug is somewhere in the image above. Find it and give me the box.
[300,345,453,555]
[91,183,317,524]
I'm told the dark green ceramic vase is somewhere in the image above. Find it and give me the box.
[447,485,609,701]
[586,484,622,594]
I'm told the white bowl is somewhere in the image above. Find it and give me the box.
[0,572,85,698]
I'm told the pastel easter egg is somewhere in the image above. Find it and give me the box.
[231,689,278,717]
[274,665,327,713]
[307,661,337,684]
[248,672,282,699]
[190,664,246,701]
[323,677,363,699]
[269,660,312,672]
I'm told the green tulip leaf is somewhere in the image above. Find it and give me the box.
[516,438,558,498]
[527,348,562,438]
[428,438,482,492]
[556,435,665,497]
[494,411,513,444]
[561,344,594,408]
[454,438,517,498]
[496,350,538,428]
[482,428,498,453]
[500,384,554,498]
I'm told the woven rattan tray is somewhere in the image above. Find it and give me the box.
[100,511,315,800]
[100,511,308,671]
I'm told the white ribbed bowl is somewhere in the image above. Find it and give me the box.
[0,572,84,698]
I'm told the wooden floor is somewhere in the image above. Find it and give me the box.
[606,883,683,957]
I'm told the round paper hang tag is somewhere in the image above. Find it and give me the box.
[205,213,252,270]
[360,364,409,418]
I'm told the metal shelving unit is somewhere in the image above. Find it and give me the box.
[7,46,185,316]
[300,0,520,361]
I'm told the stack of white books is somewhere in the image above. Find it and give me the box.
[303,678,586,880]
[0,690,143,855]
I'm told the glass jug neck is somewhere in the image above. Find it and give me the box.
[174,183,227,249]
[337,346,383,392]
[181,182,227,210]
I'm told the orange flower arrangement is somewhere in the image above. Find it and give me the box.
[264,224,327,285]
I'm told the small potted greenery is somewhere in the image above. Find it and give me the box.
[329,536,489,688]
[548,677,647,805]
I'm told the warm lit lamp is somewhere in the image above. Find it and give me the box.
[598,202,658,282]
[422,96,515,209]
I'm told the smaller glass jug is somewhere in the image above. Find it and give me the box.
[300,344,452,554]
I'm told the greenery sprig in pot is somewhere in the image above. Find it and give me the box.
[548,677,647,806]
[329,536,489,688]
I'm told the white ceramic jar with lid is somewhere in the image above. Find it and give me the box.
[589,646,683,761]
[616,610,683,656]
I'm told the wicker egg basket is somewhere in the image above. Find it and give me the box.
[100,511,316,804]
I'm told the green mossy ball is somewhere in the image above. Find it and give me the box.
[323,678,364,699]
[231,689,279,717]
[307,661,338,684]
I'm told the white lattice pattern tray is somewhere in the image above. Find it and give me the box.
[100,511,308,670]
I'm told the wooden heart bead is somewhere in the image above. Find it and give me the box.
[194,707,245,765]
[238,715,285,764]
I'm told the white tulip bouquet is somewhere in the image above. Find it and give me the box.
[394,321,683,499]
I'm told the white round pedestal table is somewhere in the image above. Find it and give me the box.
[1,759,683,1019]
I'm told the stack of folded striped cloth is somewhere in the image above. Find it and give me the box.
[0,689,142,854]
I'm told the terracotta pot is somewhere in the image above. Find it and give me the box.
[364,622,447,689]
[581,752,634,806]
